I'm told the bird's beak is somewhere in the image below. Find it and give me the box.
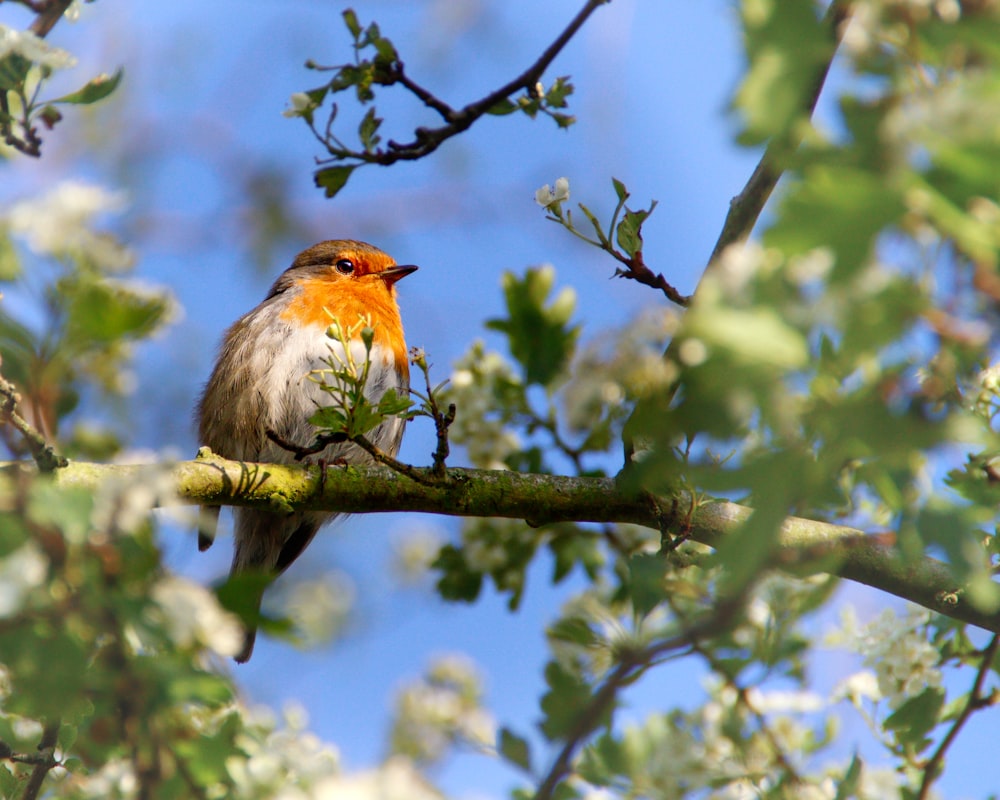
[381,264,418,286]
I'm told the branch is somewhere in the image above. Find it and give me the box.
[317,0,609,167]
[533,592,752,800]
[705,0,852,267]
[29,0,74,38]
[0,368,67,472]
[26,454,1000,634]
[20,721,59,800]
[916,633,1000,800]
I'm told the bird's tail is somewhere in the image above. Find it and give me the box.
[197,505,220,551]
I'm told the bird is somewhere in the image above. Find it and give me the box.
[196,239,417,662]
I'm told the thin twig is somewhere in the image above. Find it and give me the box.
[20,721,59,800]
[317,0,609,167]
[917,634,1000,800]
[533,593,751,800]
[705,0,853,267]
[265,427,444,487]
[0,369,67,472]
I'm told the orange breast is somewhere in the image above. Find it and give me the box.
[279,277,410,375]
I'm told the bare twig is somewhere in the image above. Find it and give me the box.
[917,634,1000,800]
[265,427,445,487]
[20,721,59,800]
[28,0,74,37]
[317,0,609,167]
[612,249,691,307]
[0,369,67,472]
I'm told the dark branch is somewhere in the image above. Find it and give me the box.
[917,634,1000,800]
[613,249,691,307]
[29,0,74,37]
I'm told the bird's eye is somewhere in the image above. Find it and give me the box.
[334,258,355,275]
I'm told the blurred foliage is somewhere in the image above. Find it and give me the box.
[3,2,1000,800]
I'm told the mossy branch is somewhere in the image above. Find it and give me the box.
[11,451,999,634]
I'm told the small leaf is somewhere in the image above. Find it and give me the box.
[433,544,484,603]
[884,688,945,751]
[314,165,356,198]
[309,407,348,431]
[611,177,628,203]
[376,389,413,416]
[342,8,362,39]
[499,727,532,772]
[358,107,382,151]
[51,67,124,105]
[615,201,657,258]
[833,753,863,800]
[628,553,665,618]
[540,661,599,740]
[486,98,518,116]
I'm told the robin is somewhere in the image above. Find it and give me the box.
[196,240,417,662]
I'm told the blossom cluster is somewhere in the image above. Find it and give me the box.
[389,654,497,764]
[447,340,523,470]
[828,606,942,710]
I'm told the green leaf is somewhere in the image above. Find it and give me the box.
[611,177,628,204]
[342,8,362,39]
[544,76,574,108]
[833,753,864,800]
[540,661,596,740]
[315,165,356,198]
[615,202,657,258]
[499,727,532,772]
[486,98,518,116]
[884,688,945,751]
[65,278,171,345]
[0,231,21,281]
[685,306,809,371]
[734,0,831,144]
[433,544,483,603]
[627,553,665,618]
[309,406,348,432]
[358,106,382,151]
[51,67,124,105]
[486,267,579,387]
[376,388,413,416]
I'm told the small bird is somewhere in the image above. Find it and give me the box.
[196,240,417,662]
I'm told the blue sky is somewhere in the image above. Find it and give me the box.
[3,1,996,797]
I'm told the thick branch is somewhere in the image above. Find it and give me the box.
[21,453,1000,634]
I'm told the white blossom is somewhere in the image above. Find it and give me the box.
[283,91,318,118]
[313,757,441,800]
[90,463,179,536]
[389,654,497,763]
[534,176,570,208]
[281,572,355,647]
[0,541,48,617]
[150,575,244,657]
[390,525,445,583]
[5,181,133,271]
[0,25,77,70]
[447,341,523,469]
[828,606,941,709]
